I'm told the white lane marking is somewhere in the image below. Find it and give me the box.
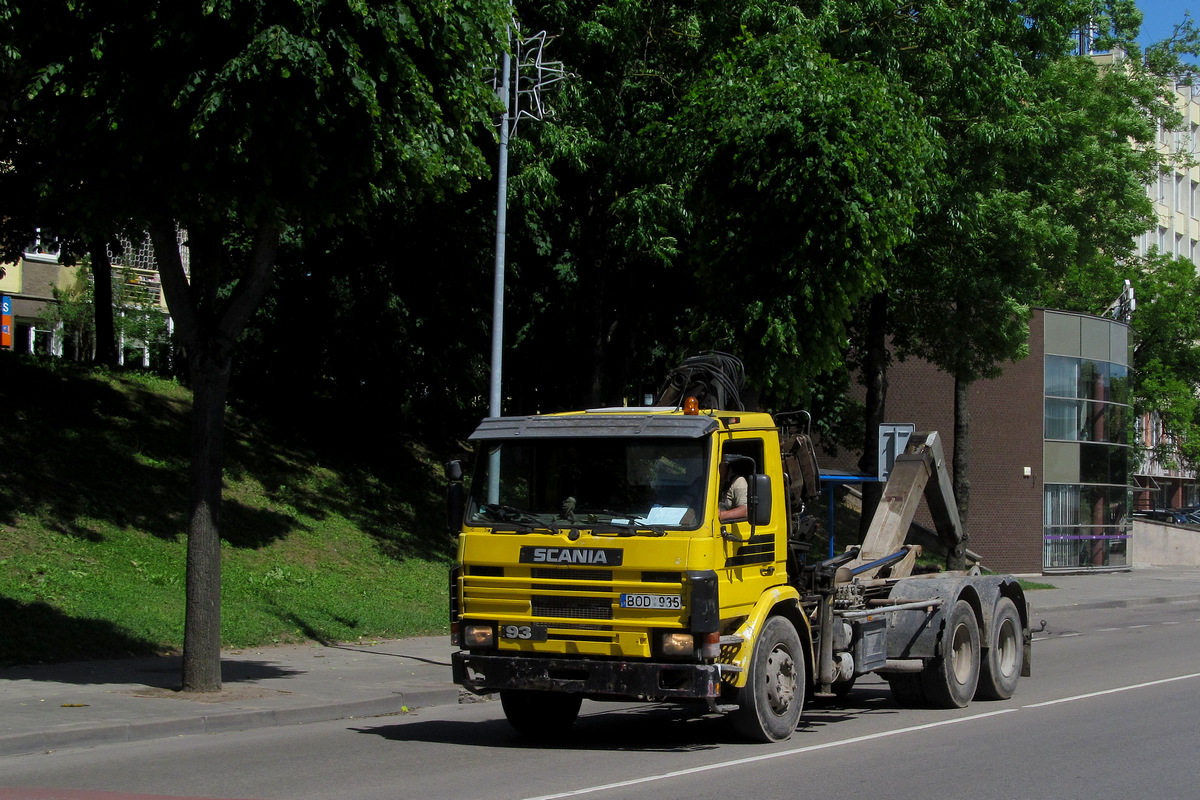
[1033,633,1081,642]
[517,710,1018,800]
[1162,621,1181,625]
[519,671,1200,800]
[1127,625,1150,629]
[1096,627,1120,632]
[1023,672,1200,709]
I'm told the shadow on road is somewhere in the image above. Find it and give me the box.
[355,687,904,751]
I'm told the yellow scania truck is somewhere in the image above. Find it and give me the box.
[447,355,1031,742]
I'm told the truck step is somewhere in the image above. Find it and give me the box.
[719,635,745,646]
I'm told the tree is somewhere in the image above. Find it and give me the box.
[674,18,936,408]
[1126,253,1200,473]
[486,0,701,412]
[794,0,1169,559]
[0,0,507,690]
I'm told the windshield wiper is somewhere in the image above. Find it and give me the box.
[478,504,559,534]
[480,504,541,523]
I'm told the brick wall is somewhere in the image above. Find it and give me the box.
[820,311,1047,574]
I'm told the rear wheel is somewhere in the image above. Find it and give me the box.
[921,599,980,708]
[977,597,1023,700]
[500,690,582,738]
[732,615,805,742]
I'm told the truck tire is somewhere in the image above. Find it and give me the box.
[976,597,1022,700]
[732,615,805,742]
[886,672,927,707]
[921,599,980,708]
[500,690,582,738]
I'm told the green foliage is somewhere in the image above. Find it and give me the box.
[675,23,935,405]
[0,0,510,240]
[1127,253,1200,471]
[1143,10,1200,80]
[876,1,1160,384]
[43,267,97,360]
[488,0,705,409]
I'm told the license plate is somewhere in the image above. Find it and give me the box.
[620,593,681,610]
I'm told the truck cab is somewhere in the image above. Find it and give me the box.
[448,363,1030,742]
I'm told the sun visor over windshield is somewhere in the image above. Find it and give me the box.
[468,414,719,440]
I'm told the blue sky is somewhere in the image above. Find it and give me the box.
[1138,1,1194,46]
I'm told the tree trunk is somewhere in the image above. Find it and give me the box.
[948,371,971,570]
[182,343,231,692]
[857,291,888,544]
[89,240,118,366]
[150,217,281,693]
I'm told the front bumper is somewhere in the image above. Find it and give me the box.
[452,651,722,701]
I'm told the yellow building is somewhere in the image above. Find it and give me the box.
[1137,78,1200,263]
[0,233,172,364]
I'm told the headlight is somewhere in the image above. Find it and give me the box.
[463,624,494,648]
[661,632,694,657]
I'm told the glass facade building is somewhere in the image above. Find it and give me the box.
[1042,312,1132,571]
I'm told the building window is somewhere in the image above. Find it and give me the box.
[1043,350,1132,572]
[23,229,60,263]
[1043,484,1129,570]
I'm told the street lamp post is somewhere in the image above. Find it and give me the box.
[486,23,567,502]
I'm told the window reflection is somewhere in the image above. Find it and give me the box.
[1043,353,1131,570]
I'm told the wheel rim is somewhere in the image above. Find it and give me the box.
[765,643,797,715]
[996,617,1018,678]
[951,622,974,685]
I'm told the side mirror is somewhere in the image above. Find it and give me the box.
[445,460,466,534]
[748,473,772,526]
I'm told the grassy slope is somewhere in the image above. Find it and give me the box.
[0,356,455,666]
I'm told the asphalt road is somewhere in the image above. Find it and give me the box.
[4,599,1200,800]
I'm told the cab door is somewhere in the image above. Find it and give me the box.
[715,436,783,617]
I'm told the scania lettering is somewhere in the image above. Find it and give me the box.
[446,354,1032,742]
[521,547,622,565]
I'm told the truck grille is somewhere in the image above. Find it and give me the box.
[531,597,613,621]
[459,565,686,654]
[531,567,613,623]
[531,568,612,582]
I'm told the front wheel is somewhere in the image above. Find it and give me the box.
[732,615,805,742]
[976,597,1023,700]
[500,690,582,738]
[921,599,980,709]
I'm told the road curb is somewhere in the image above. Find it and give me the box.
[0,687,461,758]
[1030,592,1200,615]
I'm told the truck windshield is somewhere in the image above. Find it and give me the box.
[467,438,710,531]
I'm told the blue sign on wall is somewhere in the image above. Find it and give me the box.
[1,294,11,348]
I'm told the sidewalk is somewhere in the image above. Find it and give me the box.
[4,566,1200,758]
